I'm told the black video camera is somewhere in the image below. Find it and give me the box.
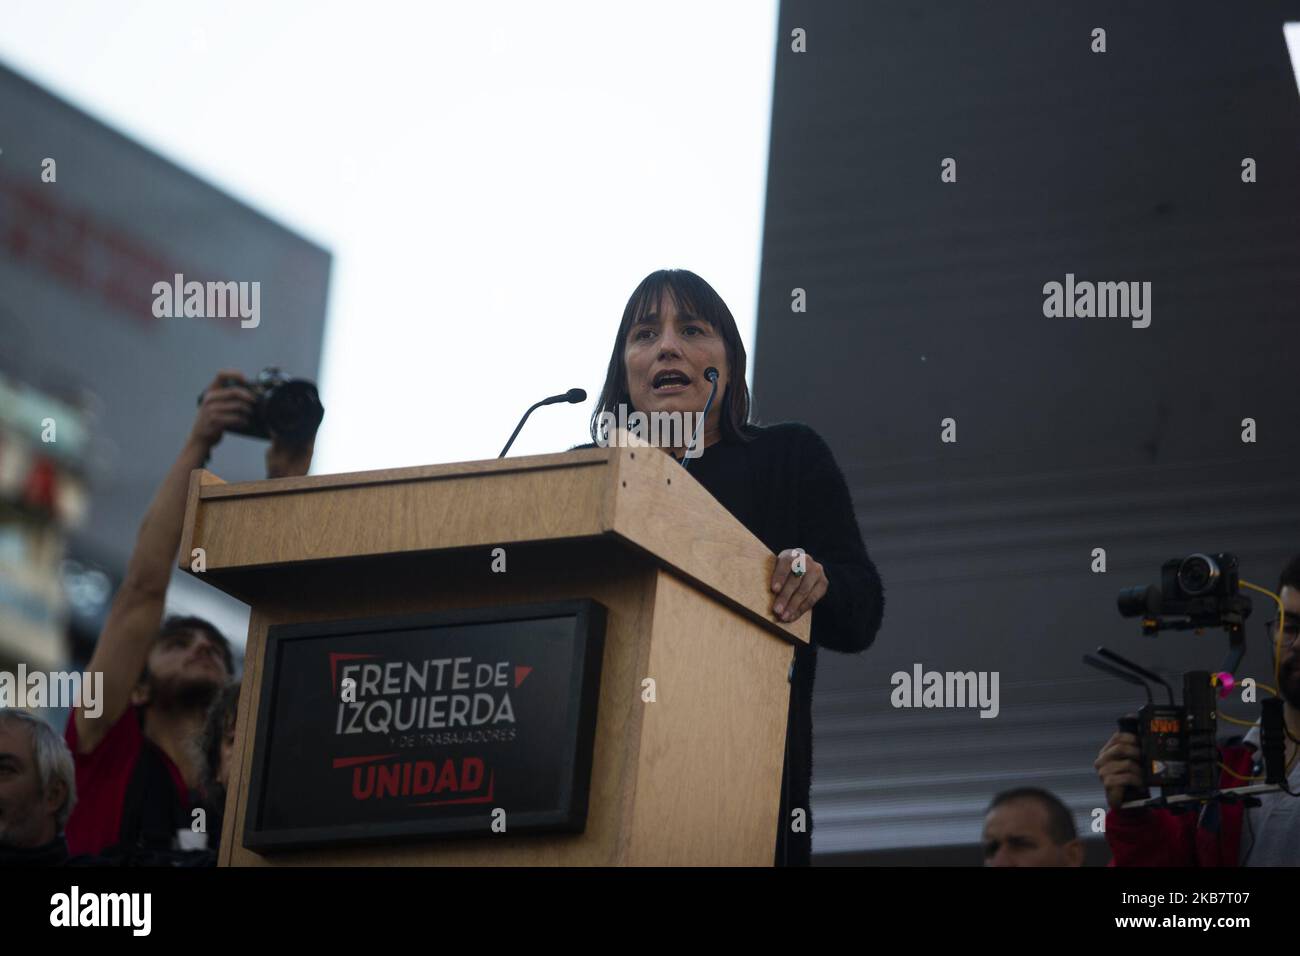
[1117,552,1251,636]
[199,367,324,444]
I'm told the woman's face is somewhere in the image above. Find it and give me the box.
[622,291,730,433]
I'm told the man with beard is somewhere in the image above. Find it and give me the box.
[63,371,313,860]
[1095,553,1300,865]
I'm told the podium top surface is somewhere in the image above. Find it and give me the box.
[181,442,809,644]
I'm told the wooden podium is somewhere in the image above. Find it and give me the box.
[180,438,809,866]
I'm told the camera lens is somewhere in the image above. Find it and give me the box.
[1177,553,1219,596]
[1117,585,1158,617]
[264,380,324,441]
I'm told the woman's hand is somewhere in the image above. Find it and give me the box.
[770,548,829,623]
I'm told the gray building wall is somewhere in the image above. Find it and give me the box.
[0,62,332,658]
[754,1,1300,863]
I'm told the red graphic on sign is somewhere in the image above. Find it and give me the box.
[331,754,397,769]
[329,651,377,693]
[345,757,492,804]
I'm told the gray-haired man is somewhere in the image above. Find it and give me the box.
[0,709,77,865]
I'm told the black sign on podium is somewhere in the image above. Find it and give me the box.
[243,600,606,850]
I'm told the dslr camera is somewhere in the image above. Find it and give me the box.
[199,367,324,444]
[1117,552,1251,635]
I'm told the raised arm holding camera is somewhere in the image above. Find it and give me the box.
[63,369,319,861]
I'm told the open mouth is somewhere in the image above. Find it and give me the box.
[652,369,692,393]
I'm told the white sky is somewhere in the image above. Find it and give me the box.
[1287,23,1300,92]
[0,0,778,469]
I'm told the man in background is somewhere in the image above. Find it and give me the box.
[982,787,1086,867]
[0,709,77,865]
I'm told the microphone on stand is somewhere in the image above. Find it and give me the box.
[499,388,586,458]
[681,367,719,471]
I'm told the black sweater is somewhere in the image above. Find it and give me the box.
[577,421,885,864]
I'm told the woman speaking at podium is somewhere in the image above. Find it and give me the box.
[581,269,885,866]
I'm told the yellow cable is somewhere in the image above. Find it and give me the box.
[1222,582,1292,787]
[1219,762,1265,783]
[1240,579,1285,693]
[1219,712,1258,728]
[1218,679,1279,724]
[1185,583,1290,789]
[1216,736,1298,782]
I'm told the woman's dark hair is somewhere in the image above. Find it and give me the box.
[589,269,754,445]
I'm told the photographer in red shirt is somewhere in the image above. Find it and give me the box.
[65,371,313,861]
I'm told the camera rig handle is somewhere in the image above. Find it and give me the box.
[1116,715,1150,805]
